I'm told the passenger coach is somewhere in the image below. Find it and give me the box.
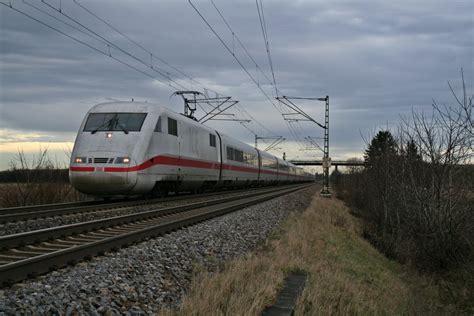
[69,101,314,197]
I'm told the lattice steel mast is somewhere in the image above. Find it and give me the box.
[277,95,331,196]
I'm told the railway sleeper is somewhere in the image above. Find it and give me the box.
[88,231,117,238]
[0,185,310,287]
[105,228,134,234]
[41,242,72,249]
[127,223,155,230]
[65,236,101,243]
[25,245,61,252]
[126,223,154,229]
[10,249,47,256]
[77,234,105,241]
[119,223,142,229]
[52,239,83,246]
[0,254,28,261]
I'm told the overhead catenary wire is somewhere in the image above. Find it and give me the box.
[210,0,275,92]
[188,0,279,112]
[77,0,280,141]
[72,0,209,90]
[256,0,278,97]
[39,0,188,91]
[22,0,109,49]
[3,1,289,147]
[254,0,326,151]
[210,0,302,147]
[18,0,270,136]
[189,0,308,148]
[69,0,278,139]
[0,2,182,91]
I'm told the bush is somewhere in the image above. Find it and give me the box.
[0,149,84,207]
[334,72,473,271]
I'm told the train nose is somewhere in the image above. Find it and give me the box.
[69,155,138,195]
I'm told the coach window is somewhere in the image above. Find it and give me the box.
[227,147,234,160]
[168,117,178,136]
[209,134,216,147]
[244,152,257,166]
[235,150,244,162]
[154,116,162,132]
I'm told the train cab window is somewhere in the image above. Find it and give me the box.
[168,117,178,136]
[115,113,147,131]
[209,134,216,147]
[154,116,162,132]
[84,113,147,132]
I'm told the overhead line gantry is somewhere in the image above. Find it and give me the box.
[277,95,331,197]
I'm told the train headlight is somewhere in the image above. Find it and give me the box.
[115,157,130,164]
[106,132,113,139]
[74,157,87,164]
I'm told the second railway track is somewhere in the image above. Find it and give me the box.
[0,183,311,287]
[0,186,292,224]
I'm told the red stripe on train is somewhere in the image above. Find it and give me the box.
[70,155,256,173]
[69,154,311,178]
[101,156,221,172]
[69,166,95,172]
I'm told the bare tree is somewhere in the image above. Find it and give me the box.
[334,70,473,270]
[2,148,80,207]
[397,70,473,268]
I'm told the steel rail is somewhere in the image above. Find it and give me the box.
[0,184,312,286]
[0,185,296,223]
[0,199,109,216]
[0,184,309,249]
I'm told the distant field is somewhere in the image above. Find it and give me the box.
[0,168,69,183]
[0,182,86,208]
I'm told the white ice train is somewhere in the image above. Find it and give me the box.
[69,101,314,197]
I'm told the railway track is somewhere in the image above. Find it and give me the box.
[0,186,291,223]
[0,183,311,286]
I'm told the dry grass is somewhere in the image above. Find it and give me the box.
[161,193,470,315]
[0,182,85,207]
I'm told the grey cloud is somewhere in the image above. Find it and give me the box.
[0,0,472,168]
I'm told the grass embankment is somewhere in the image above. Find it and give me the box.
[165,193,473,315]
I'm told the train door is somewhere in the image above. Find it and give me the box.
[215,131,223,183]
[182,122,197,183]
[174,118,182,181]
[164,116,181,182]
[256,149,261,181]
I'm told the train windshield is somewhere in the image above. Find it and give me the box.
[83,113,147,132]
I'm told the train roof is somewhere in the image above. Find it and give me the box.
[88,102,304,170]
[89,101,166,114]
[88,101,214,130]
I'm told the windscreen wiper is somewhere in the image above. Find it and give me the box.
[115,121,129,134]
[91,118,114,134]
[91,117,129,134]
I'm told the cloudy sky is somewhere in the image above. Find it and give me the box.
[0,0,472,170]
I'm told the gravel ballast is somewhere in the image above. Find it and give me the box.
[0,188,288,236]
[0,185,316,314]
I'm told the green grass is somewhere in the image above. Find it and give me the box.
[162,193,473,315]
